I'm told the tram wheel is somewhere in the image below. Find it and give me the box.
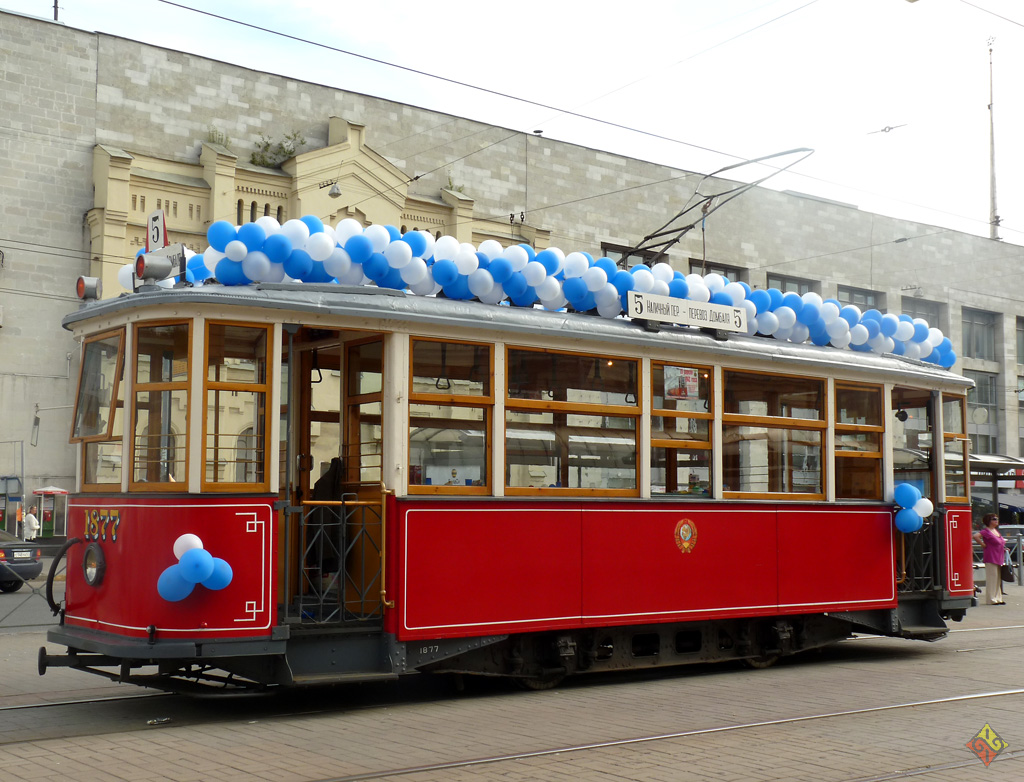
[0,581,23,593]
[516,672,565,690]
[742,654,780,669]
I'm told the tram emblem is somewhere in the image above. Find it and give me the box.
[674,519,698,554]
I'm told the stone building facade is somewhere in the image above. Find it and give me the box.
[1,8,1022,526]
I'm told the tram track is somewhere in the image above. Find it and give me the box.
[0,691,169,713]
[313,687,1024,781]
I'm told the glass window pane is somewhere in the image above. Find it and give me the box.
[349,401,382,482]
[84,429,122,486]
[207,324,267,384]
[505,411,636,489]
[723,426,822,494]
[836,457,881,500]
[835,432,881,452]
[651,448,711,496]
[507,349,637,406]
[724,372,822,420]
[205,390,265,483]
[836,386,881,426]
[945,440,968,500]
[136,323,189,384]
[653,364,710,413]
[943,396,965,436]
[133,389,187,483]
[409,404,487,486]
[73,332,123,439]
[412,341,490,397]
[652,415,710,442]
[347,341,383,396]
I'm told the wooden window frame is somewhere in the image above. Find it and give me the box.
[650,361,713,495]
[71,327,126,444]
[201,320,272,494]
[408,337,494,495]
[128,319,192,493]
[943,393,969,504]
[834,382,884,500]
[504,346,639,497]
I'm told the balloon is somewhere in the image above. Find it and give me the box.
[280,219,310,247]
[157,565,195,602]
[913,497,934,518]
[781,292,804,316]
[687,281,710,302]
[478,239,503,260]
[224,239,248,262]
[384,240,414,269]
[703,273,726,293]
[363,224,392,253]
[431,259,459,287]
[237,222,267,251]
[241,251,272,281]
[563,277,588,304]
[535,249,561,275]
[324,247,352,279]
[839,305,862,326]
[880,314,899,337]
[582,266,608,292]
[202,558,233,591]
[711,291,733,307]
[895,320,915,342]
[723,282,746,305]
[631,268,654,293]
[820,301,840,324]
[283,249,313,280]
[117,263,135,291]
[362,252,389,282]
[668,278,688,299]
[895,508,923,533]
[173,533,203,560]
[563,252,590,278]
[849,323,869,345]
[306,231,336,262]
[488,257,513,284]
[399,256,428,285]
[255,215,280,235]
[748,289,771,314]
[503,271,528,298]
[796,302,820,325]
[263,233,293,263]
[300,214,324,235]
[214,258,250,286]
[756,311,780,335]
[536,275,561,302]
[801,291,823,309]
[940,349,957,369]
[651,262,674,283]
[612,270,635,295]
[651,280,670,298]
[775,306,796,330]
[894,482,922,508]
[345,234,374,264]
[912,322,930,342]
[401,231,428,258]
[595,257,618,279]
[335,218,363,244]
[524,261,547,288]
[178,547,215,584]
[468,268,495,297]
[206,220,237,252]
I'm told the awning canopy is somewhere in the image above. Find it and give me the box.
[33,486,69,495]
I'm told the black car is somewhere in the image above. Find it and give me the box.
[0,529,43,592]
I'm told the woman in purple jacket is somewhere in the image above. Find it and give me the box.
[974,514,1006,605]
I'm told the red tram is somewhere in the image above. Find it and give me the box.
[40,273,975,692]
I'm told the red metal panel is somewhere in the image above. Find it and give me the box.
[776,507,896,610]
[398,503,583,640]
[64,496,276,640]
[944,506,974,597]
[580,505,779,625]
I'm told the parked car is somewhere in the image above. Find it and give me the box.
[0,529,43,592]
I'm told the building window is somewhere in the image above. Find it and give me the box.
[189,204,194,220]
[902,297,941,327]
[767,274,817,295]
[962,308,997,361]
[601,243,666,270]
[1016,318,1024,362]
[277,206,284,223]
[172,201,178,218]
[964,369,998,453]
[139,195,145,211]
[156,198,162,210]
[236,199,244,225]
[837,286,880,309]
[196,205,201,223]
[132,195,137,211]
[689,260,745,282]
[250,201,258,223]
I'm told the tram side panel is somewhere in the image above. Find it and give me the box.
[64,496,278,641]
[944,506,975,599]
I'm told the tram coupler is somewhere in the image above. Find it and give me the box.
[38,646,121,675]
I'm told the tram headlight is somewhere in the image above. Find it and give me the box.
[82,543,107,587]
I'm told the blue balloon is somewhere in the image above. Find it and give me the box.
[861,308,882,323]
[809,317,828,339]
[488,257,513,284]
[157,565,195,602]
[475,252,490,270]
[767,288,784,310]
[581,252,594,264]
[345,234,374,264]
[895,508,923,533]
[630,264,651,276]
[863,319,881,339]
[577,290,596,312]
[880,314,899,337]
[263,233,293,263]
[839,306,861,326]
[811,329,831,346]
[668,278,688,299]
[442,275,472,300]
[535,249,560,275]
[385,225,402,242]
[739,281,751,296]
[363,252,389,282]
[307,260,336,284]
[179,547,215,584]
[379,266,406,290]
[898,313,913,322]
[509,286,537,307]
[894,482,922,509]
[797,302,820,325]
[891,340,906,356]
[940,349,957,368]
[595,257,618,278]
[401,231,427,258]
[206,220,237,252]
[237,222,267,251]
[711,291,733,306]
[912,323,930,342]
[214,258,250,286]
[612,270,635,294]
[563,277,588,304]
[781,292,804,315]
[503,271,528,298]
[518,243,537,260]
[824,298,841,309]
[300,215,324,235]
[283,249,313,280]
[938,337,952,354]
[748,289,771,314]
[202,558,233,591]
[923,347,942,364]
[431,259,459,287]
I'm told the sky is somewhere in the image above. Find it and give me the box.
[6,0,1024,243]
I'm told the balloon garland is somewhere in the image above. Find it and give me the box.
[157,533,233,602]
[119,215,957,368]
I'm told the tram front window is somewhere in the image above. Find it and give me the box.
[132,322,190,488]
[892,387,933,499]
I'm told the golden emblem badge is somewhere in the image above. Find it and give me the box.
[674,519,697,553]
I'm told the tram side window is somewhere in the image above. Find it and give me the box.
[408,339,492,493]
[722,371,825,498]
[651,363,712,497]
[131,322,190,489]
[73,329,126,490]
[203,322,271,490]
[943,395,968,503]
[505,348,639,494]
[892,387,933,500]
[834,384,883,500]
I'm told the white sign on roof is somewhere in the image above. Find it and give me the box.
[627,291,747,333]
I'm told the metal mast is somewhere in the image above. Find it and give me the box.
[988,38,1000,241]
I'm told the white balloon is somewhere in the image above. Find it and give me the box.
[225,240,248,262]
[826,319,850,338]
[419,231,436,260]
[280,219,310,247]
[409,275,436,296]
[595,282,619,307]
[478,284,507,304]
[262,262,286,283]
[324,247,352,278]
[903,341,924,360]
[400,257,428,285]
[173,533,203,560]
[631,268,654,293]
[881,336,895,354]
[321,225,337,244]
[432,235,460,261]
[523,260,547,288]
[118,263,135,291]
[830,331,852,349]
[849,324,870,345]
[335,218,364,244]
[597,300,622,319]
[478,239,503,260]
[385,240,414,269]
[926,327,943,348]
[582,266,608,292]
[913,497,934,517]
[468,268,495,297]
[774,326,793,341]
[790,323,809,344]
[306,232,336,262]
[775,306,797,330]
[801,291,823,310]
[362,224,390,253]
[687,281,710,302]
[242,251,272,281]
[895,320,915,341]
[541,294,567,311]
[869,333,886,349]
[650,280,670,297]
[651,262,674,283]
[455,249,479,276]
[255,215,280,235]
[703,273,726,293]
[685,273,704,288]
[756,311,779,335]
[337,262,365,286]
[203,248,225,272]
[562,252,589,278]
[723,282,746,305]
[820,301,840,324]
[536,276,561,302]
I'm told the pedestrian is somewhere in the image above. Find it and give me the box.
[973,513,1006,605]
[24,505,40,541]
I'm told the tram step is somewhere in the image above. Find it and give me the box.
[290,671,399,685]
[898,624,948,639]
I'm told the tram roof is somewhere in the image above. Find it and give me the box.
[66,283,972,392]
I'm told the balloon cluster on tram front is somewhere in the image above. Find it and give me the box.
[119,215,956,368]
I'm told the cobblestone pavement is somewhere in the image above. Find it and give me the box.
[2,589,1022,781]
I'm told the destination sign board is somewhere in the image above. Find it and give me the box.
[627,291,747,333]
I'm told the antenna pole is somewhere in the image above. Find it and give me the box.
[988,38,1000,241]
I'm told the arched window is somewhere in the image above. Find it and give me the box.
[236,199,244,225]
[277,206,284,223]
[250,201,258,222]
[264,203,271,217]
